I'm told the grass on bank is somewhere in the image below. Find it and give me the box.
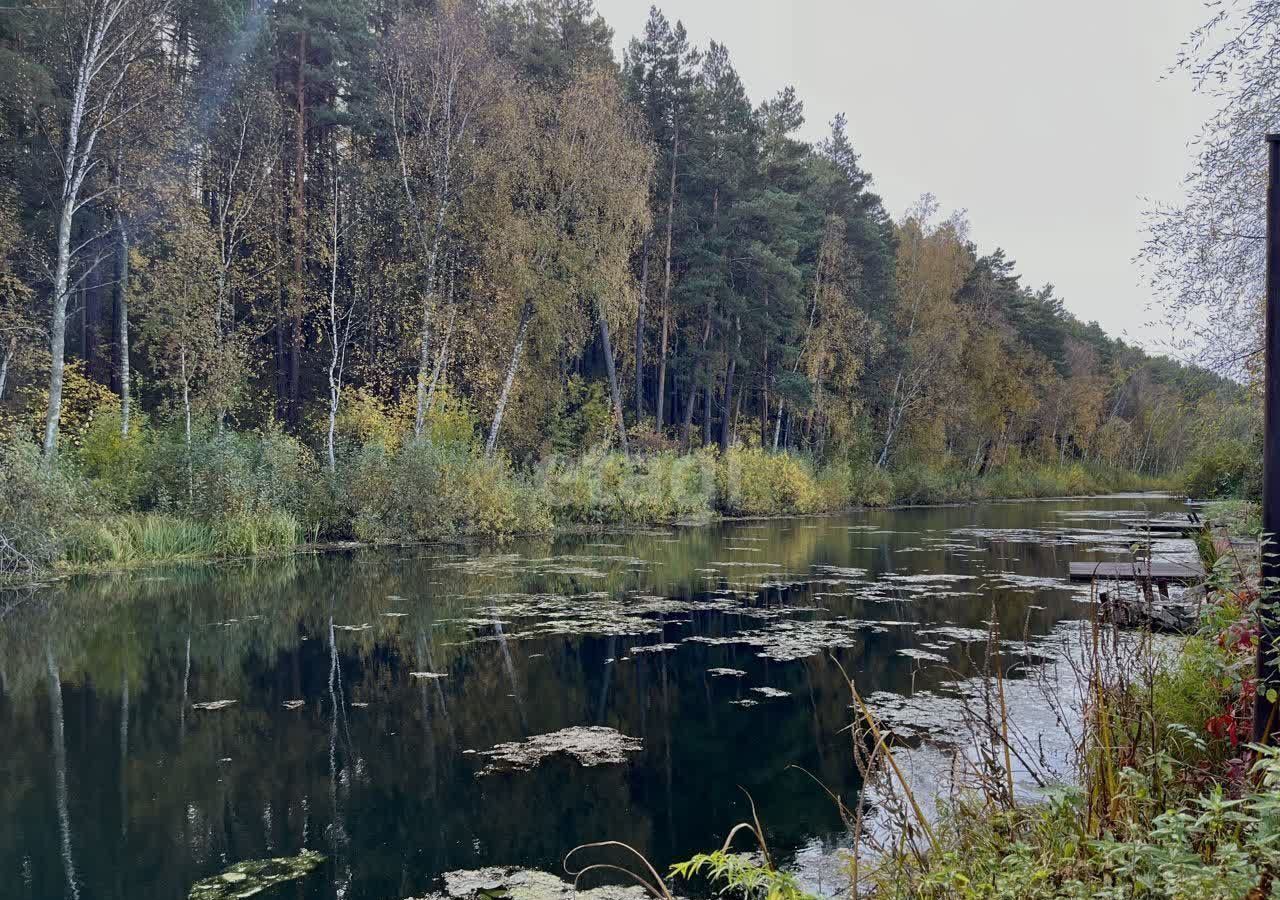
[0,405,1173,577]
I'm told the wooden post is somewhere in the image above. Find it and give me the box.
[1253,134,1280,743]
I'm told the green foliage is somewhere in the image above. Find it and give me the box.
[878,752,1280,900]
[333,387,408,452]
[73,404,150,508]
[419,387,481,449]
[0,439,94,575]
[887,463,956,506]
[64,514,215,564]
[547,376,613,454]
[214,510,302,557]
[60,510,299,567]
[1202,499,1262,539]
[670,851,815,900]
[888,461,1167,506]
[144,424,319,526]
[538,448,716,525]
[849,463,895,507]
[716,447,851,516]
[346,439,550,543]
[1182,440,1261,501]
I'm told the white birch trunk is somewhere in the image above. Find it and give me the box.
[43,0,148,456]
[485,301,532,457]
[0,335,14,403]
[117,215,130,437]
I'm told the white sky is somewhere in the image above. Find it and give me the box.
[594,0,1218,350]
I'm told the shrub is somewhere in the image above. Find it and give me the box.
[850,463,895,507]
[346,439,549,543]
[888,463,959,505]
[334,387,408,452]
[626,422,680,454]
[0,440,95,575]
[0,359,117,449]
[145,424,319,527]
[547,376,613,454]
[1183,440,1259,500]
[715,447,841,516]
[537,449,717,525]
[74,403,151,508]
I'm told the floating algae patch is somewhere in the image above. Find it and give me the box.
[984,573,1070,591]
[862,690,968,744]
[188,849,324,899]
[918,625,992,644]
[629,642,679,654]
[897,648,948,663]
[707,667,747,677]
[751,686,790,698]
[685,617,883,661]
[812,565,869,580]
[473,726,642,777]
[879,573,977,584]
[192,700,237,711]
[456,591,739,642]
[709,560,784,568]
[440,553,525,576]
[413,865,655,900]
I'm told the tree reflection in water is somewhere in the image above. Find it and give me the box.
[0,496,1185,900]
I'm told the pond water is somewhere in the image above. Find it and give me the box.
[0,495,1194,900]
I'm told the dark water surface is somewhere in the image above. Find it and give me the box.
[0,495,1191,900]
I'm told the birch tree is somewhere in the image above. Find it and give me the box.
[205,89,283,429]
[380,0,506,439]
[484,70,651,456]
[134,211,221,494]
[322,169,364,473]
[1142,0,1280,379]
[35,0,168,457]
[877,197,971,468]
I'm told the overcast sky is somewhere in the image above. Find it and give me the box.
[594,0,1217,350]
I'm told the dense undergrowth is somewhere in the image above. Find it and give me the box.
[0,404,1170,576]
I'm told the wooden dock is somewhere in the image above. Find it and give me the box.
[1068,560,1204,583]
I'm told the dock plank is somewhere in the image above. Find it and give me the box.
[1068,560,1203,582]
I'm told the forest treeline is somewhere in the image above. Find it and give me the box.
[0,0,1253,570]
